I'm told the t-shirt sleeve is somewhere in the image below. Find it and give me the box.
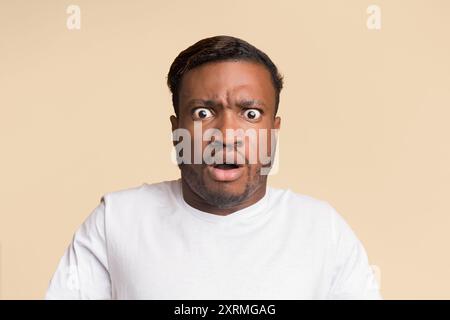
[326,205,382,300]
[45,196,112,299]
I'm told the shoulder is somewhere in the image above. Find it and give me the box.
[98,179,180,224]
[102,179,178,206]
[268,186,356,243]
[268,185,337,222]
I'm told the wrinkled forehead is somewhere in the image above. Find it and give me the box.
[178,60,276,111]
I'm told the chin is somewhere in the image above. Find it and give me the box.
[205,178,247,194]
[202,186,250,209]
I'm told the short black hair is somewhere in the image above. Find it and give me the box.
[167,35,284,116]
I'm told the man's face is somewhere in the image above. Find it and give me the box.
[171,60,281,209]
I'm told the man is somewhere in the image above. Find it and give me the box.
[45,35,381,299]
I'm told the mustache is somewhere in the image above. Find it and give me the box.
[202,139,248,165]
[208,139,244,149]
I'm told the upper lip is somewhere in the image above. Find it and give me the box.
[207,151,246,167]
[211,162,243,168]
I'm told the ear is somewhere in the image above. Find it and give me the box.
[170,115,178,132]
[274,116,281,130]
[170,115,179,147]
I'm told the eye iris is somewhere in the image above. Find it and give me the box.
[198,110,208,118]
[247,110,257,119]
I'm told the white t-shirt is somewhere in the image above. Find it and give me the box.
[45,179,381,300]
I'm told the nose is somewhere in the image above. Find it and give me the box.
[209,139,243,152]
[214,109,244,149]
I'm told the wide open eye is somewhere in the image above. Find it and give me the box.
[192,108,213,120]
[243,109,262,121]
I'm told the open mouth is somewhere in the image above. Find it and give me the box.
[207,163,244,181]
[212,163,241,170]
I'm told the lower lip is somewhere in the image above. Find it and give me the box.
[206,165,244,182]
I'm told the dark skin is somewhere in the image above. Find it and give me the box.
[170,60,281,216]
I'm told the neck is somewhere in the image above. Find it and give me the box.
[181,179,267,216]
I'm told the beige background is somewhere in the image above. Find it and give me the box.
[1,0,449,299]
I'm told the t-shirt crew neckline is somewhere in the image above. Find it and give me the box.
[173,179,270,224]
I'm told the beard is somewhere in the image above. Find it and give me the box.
[180,163,262,209]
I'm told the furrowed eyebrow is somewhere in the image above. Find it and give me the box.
[186,99,222,108]
[236,99,266,108]
[186,99,266,109]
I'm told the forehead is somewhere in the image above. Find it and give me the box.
[179,60,275,108]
